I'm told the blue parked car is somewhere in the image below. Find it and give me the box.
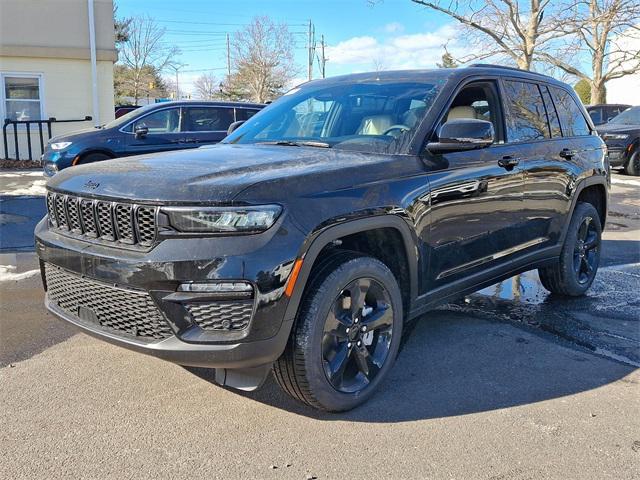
[42,101,264,176]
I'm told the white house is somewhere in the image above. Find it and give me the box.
[0,0,117,161]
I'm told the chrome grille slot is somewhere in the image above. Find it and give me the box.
[80,199,97,237]
[46,192,57,227]
[54,195,68,228]
[136,207,156,246]
[45,191,158,248]
[114,204,134,243]
[45,263,172,341]
[96,201,115,240]
[66,196,82,233]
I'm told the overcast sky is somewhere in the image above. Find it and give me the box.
[117,0,462,95]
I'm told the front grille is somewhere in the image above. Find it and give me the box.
[186,300,254,331]
[46,191,157,248]
[45,264,172,341]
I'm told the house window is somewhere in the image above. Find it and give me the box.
[1,74,44,121]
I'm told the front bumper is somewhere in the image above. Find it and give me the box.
[42,149,76,177]
[604,141,634,167]
[36,215,303,370]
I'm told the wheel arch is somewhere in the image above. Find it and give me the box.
[283,215,419,322]
[73,149,117,166]
[562,176,608,242]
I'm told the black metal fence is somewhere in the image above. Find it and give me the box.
[2,116,92,161]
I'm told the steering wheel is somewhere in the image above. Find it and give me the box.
[382,124,410,137]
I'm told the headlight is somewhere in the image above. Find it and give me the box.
[602,133,629,140]
[50,141,72,150]
[43,162,58,177]
[163,205,282,233]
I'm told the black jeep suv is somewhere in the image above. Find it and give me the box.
[37,65,608,411]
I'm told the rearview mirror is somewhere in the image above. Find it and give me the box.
[134,125,149,139]
[427,119,494,154]
[227,120,245,136]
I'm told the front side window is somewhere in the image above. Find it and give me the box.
[2,75,43,121]
[503,80,550,143]
[132,108,180,134]
[550,87,590,136]
[184,107,234,132]
[224,78,445,154]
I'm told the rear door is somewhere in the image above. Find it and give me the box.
[125,106,186,155]
[182,106,235,146]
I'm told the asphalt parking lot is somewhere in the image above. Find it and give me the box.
[1,170,638,479]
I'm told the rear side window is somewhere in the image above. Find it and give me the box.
[503,80,550,143]
[235,108,260,121]
[550,87,590,137]
[184,107,234,132]
[540,86,562,138]
[588,108,602,124]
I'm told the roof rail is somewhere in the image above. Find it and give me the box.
[468,63,552,78]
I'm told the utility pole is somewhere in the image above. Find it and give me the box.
[307,19,315,81]
[226,33,231,77]
[167,63,187,100]
[320,35,326,79]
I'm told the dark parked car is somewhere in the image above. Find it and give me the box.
[586,103,630,126]
[38,65,608,411]
[597,105,640,176]
[42,101,264,176]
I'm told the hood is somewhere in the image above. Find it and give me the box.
[46,144,412,204]
[49,127,103,144]
[597,123,640,135]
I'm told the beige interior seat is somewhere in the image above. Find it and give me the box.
[447,106,477,122]
[357,115,393,135]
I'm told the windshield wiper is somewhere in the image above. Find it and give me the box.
[256,140,331,148]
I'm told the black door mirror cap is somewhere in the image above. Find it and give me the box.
[134,126,149,139]
[227,120,246,136]
[427,118,495,154]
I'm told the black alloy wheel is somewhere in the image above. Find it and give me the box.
[321,278,394,393]
[573,215,599,285]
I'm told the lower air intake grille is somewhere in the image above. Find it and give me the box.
[45,264,172,341]
[186,300,254,331]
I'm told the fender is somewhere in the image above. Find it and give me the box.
[283,214,420,322]
[559,173,609,243]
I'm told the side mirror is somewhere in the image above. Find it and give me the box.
[427,119,494,154]
[227,120,245,136]
[134,125,148,139]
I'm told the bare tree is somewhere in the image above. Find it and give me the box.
[221,16,298,103]
[537,0,640,104]
[118,15,179,103]
[410,1,570,70]
[372,57,388,71]
[193,73,219,100]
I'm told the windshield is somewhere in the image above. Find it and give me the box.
[608,106,639,126]
[223,78,444,154]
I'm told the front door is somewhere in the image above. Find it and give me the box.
[125,106,187,155]
[422,80,525,288]
[181,106,235,146]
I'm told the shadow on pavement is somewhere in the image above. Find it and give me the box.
[188,311,636,422]
[0,195,46,251]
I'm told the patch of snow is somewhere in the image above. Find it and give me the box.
[0,264,40,281]
[0,171,43,178]
[611,177,640,188]
[2,179,47,196]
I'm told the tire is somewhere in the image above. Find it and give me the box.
[538,202,602,296]
[624,151,640,176]
[78,152,112,165]
[273,252,403,412]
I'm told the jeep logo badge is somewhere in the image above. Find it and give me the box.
[83,180,100,190]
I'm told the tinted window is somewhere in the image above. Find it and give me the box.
[550,87,590,136]
[133,108,180,134]
[442,81,502,141]
[184,107,234,132]
[588,108,603,124]
[235,108,260,121]
[503,80,549,142]
[541,86,562,138]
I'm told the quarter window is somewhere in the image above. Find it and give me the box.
[550,87,590,137]
[503,80,550,142]
[184,107,234,132]
[2,74,44,121]
[132,108,180,134]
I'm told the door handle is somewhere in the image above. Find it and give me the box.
[559,148,576,159]
[498,155,520,169]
